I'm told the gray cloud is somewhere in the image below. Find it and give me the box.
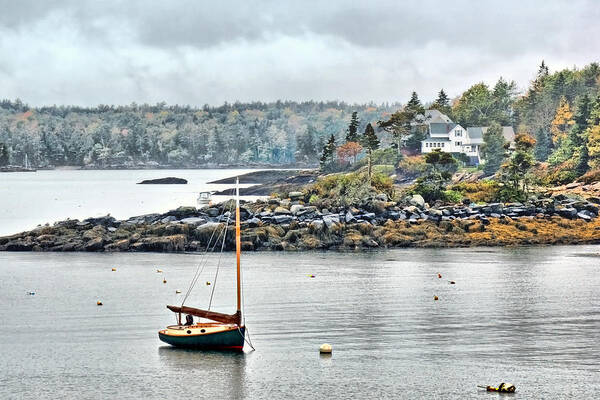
[0,0,598,106]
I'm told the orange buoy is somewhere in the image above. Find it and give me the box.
[163,278,167,284]
[437,273,442,278]
[434,295,439,301]
[111,267,116,271]
[97,300,103,306]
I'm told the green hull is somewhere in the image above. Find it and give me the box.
[159,327,245,351]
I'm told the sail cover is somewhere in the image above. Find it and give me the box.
[167,305,242,325]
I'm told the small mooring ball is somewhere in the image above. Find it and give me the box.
[319,343,332,354]
[434,295,439,301]
[97,300,103,306]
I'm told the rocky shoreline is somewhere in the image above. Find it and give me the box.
[2,192,599,252]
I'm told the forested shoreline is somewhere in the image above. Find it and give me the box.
[1,61,599,178]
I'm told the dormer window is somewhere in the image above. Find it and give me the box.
[455,129,462,137]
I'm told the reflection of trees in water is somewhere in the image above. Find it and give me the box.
[158,346,247,398]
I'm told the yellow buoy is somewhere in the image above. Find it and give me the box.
[434,295,439,301]
[97,300,103,306]
[111,267,116,271]
[206,281,211,286]
[156,269,163,273]
[308,274,316,278]
[175,290,181,294]
[319,343,332,354]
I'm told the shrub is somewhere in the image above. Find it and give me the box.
[576,168,600,184]
[442,190,463,203]
[448,180,500,203]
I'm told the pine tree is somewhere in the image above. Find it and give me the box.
[345,111,360,142]
[534,128,552,161]
[0,142,9,166]
[434,89,450,108]
[362,123,379,179]
[405,92,425,115]
[481,123,506,175]
[319,134,336,171]
[431,89,452,116]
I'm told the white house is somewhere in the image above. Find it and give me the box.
[420,110,515,165]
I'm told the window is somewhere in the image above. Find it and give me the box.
[455,130,462,137]
[441,142,445,147]
[455,141,462,146]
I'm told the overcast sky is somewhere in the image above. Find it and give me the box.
[0,0,598,107]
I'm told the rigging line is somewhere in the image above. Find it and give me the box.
[183,221,228,306]
[238,327,255,351]
[181,206,231,306]
[181,217,221,305]
[207,201,233,310]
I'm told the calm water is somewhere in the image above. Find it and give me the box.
[0,169,261,236]
[1,246,599,399]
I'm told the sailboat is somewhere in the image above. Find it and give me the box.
[158,178,246,351]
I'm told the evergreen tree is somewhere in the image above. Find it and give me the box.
[362,123,379,179]
[534,128,552,161]
[430,89,452,117]
[362,123,380,151]
[499,134,536,201]
[0,142,9,166]
[481,122,506,175]
[319,134,336,171]
[405,91,425,115]
[345,111,360,142]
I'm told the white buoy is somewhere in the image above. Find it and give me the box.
[175,290,181,294]
[319,343,332,354]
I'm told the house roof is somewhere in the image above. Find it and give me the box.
[467,126,516,145]
[430,122,457,136]
[425,109,453,123]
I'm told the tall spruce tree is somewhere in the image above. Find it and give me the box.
[481,123,506,175]
[534,128,552,161]
[345,111,360,142]
[362,123,379,179]
[319,134,336,172]
[406,91,425,115]
[431,89,452,116]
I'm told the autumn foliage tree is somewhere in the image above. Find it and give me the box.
[336,141,363,165]
[551,96,574,145]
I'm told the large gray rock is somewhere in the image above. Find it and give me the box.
[272,215,293,224]
[288,191,303,200]
[180,217,207,226]
[274,206,291,215]
[161,216,177,224]
[409,194,425,208]
[290,204,304,215]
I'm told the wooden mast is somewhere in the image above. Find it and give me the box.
[235,177,242,321]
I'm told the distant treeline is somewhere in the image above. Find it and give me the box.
[1,61,599,170]
[0,100,399,168]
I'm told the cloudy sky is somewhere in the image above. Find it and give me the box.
[0,0,598,107]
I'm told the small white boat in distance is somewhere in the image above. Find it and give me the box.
[197,191,213,206]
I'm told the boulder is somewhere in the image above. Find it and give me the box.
[204,208,220,217]
[290,204,304,215]
[274,206,291,215]
[180,217,206,226]
[272,215,293,224]
[161,216,178,224]
[557,207,577,219]
[84,237,104,251]
[409,194,425,208]
[375,193,388,202]
[288,191,303,201]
